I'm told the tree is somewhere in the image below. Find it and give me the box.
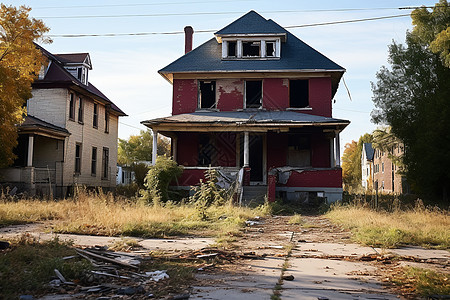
[118,129,170,165]
[411,0,450,67]
[118,130,171,187]
[371,4,450,200]
[0,5,50,167]
[341,133,373,192]
[372,127,405,173]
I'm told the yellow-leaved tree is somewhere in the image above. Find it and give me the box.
[0,5,50,167]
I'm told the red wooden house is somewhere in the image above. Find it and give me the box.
[142,11,349,203]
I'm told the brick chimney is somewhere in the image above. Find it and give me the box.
[184,26,194,54]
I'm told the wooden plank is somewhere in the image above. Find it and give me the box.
[76,248,139,270]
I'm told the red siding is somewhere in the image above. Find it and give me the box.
[173,79,197,115]
[311,134,331,168]
[217,79,244,111]
[283,169,342,188]
[267,132,287,168]
[263,78,289,110]
[307,77,332,117]
[177,169,205,186]
[177,132,198,166]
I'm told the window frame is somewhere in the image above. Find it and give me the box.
[102,147,109,180]
[198,80,217,109]
[93,103,98,128]
[289,79,310,109]
[104,106,110,134]
[75,143,82,174]
[244,80,263,109]
[91,146,97,176]
[78,97,84,124]
[69,93,75,121]
[222,38,281,59]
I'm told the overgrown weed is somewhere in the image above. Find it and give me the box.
[327,199,449,249]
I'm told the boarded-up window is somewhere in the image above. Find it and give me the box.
[198,134,216,166]
[245,80,262,108]
[199,81,216,109]
[289,80,309,108]
[287,135,310,167]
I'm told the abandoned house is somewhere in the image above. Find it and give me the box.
[0,45,126,197]
[142,11,350,203]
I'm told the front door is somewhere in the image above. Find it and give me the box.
[240,134,264,183]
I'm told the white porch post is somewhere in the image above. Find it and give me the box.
[27,134,34,167]
[330,136,335,167]
[335,132,341,167]
[172,137,177,161]
[152,130,158,166]
[244,132,249,167]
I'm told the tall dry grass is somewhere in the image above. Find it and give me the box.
[326,200,449,249]
[0,190,266,238]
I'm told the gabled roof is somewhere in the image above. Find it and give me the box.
[363,143,375,161]
[215,10,286,37]
[54,53,92,69]
[142,110,350,132]
[159,11,345,96]
[33,44,126,116]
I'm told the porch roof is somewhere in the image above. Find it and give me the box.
[142,110,350,132]
[18,115,70,140]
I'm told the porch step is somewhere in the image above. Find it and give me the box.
[241,186,267,206]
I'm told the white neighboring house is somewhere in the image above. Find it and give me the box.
[116,165,135,186]
[0,44,126,197]
[361,143,374,190]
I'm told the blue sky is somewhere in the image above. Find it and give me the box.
[4,0,438,151]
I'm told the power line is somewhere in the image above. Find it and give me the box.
[32,0,257,10]
[119,122,146,130]
[47,13,412,38]
[36,7,428,19]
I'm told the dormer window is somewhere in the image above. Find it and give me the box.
[222,38,281,59]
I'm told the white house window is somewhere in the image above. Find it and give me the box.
[222,38,280,59]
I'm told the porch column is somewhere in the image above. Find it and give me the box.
[335,132,341,167]
[172,137,177,161]
[330,136,335,167]
[244,131,249,167]
[27,134,34,167]
[152,130,158,166]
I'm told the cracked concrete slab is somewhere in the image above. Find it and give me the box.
[294,242,378,257]
[191,257,285,299]
[282,258,399,299]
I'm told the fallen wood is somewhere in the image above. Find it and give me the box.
[76,248,139,270]
[54,269,75,285]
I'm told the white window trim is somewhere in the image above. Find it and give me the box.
[222,37,281,59]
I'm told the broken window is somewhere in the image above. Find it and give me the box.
[78,97,83,123]
[245,80,262,108]
[227,41,237,57]
[289,80,309,108]
[93,103,98,128]
[198,134,216,166]
[199,81,216,109]
[266,41,276,57]
[243,41,260,57]
[287,135,310,167]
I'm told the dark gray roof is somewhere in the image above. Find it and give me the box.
[143,110,349,128]
[33,44,126,116]
[215,10,286,36]
[19,115,70,137]
[159,11,345,76]
[363,143,374,161]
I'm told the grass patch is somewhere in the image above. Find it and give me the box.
[0,191,268,240]
[389,267,450,297]
[326,201,449,249]
[0,235,92,299]
[287,214,303,225]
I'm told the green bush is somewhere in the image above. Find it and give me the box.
[141,156,183,204]
[115,182,140,198]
